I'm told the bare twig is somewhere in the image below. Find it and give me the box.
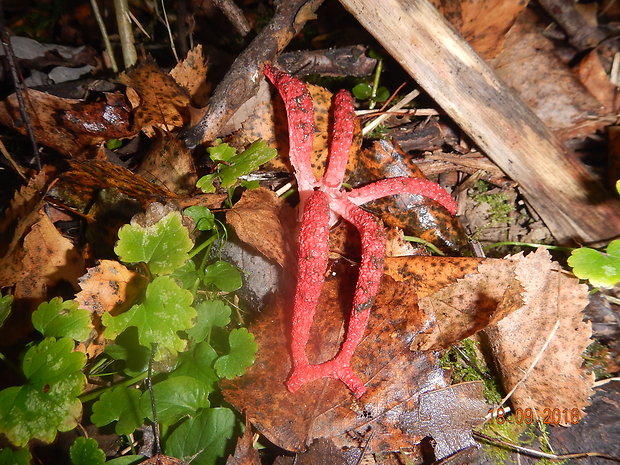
[474,431,620,463]
[90,0,118,72]
[159,0,179,63]
[213,0,251,37]
[277,45,376,76]
[114,0,137,68]
[362,88,419,135]
[180,0,325,149]
[0,9,40,169]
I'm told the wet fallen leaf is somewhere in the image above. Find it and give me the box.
[484,248,593,424]
[119,59,191,135]
[221,267,488,459]
[575,50,619,111]
[0,90,132,158]
[489,10,610,143]
[273,438,348,465]
[350,140,468,254]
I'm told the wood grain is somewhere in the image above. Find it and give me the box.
[338,0,620,243]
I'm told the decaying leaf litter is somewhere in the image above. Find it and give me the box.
[0,0,619,464]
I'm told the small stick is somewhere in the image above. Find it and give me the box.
[90,0,118,72]
[213,0,251,37]
[474,431,620,463]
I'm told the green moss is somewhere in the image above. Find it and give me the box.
[473,190,513,226]
[440,339,503,405]
[583,340,612,380]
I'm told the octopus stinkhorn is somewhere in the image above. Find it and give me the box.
[265,65,457,398]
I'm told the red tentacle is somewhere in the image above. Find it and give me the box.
[321,89,355,189]
[346,177,458,215]
[264,64,317,195]
[287,190,331,390]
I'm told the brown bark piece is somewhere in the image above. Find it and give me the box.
[181,0,325,148]
[484,248,594,424]
[337,0,620,243]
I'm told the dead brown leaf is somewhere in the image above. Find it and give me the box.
[490,10,610,142]
[0,90,132,158]
[119,59,191,135]
[226,418,261,465]
[226,188,296,268]
[484,248,593,424]
[431,0,526,59]
[170,44,210,107]
[75,260,145,317]
[221,267,487,460]
[575,50,619,111]
[136,128,198,195]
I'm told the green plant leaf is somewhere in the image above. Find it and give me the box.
[171,260,201,292]
[90,385,144,435]
[115,211,194,275]
[374,86,390,102]
[196,174,217,194]
[352,82,372,100]
[0,448,30,465]
[0,338,86,446]
[32,298,91,341]
[105,456,145,465]
[140,376,210,427]
[104,327,151,377]
[186,300,231,342]
[103,276,195,360]
[106,138,123,150]
[172,342,219,392]
[184,206,215,231]
[164,407,236,465]
[203,261,242,292]
[214,328,257,379]
[567,239,620,288]
[70,437,105,465]
[218,140,276,188]
[0,295,12,328]
[208,142,237,162]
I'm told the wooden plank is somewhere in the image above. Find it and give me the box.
[338,0,620,243]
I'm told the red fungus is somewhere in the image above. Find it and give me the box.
[265,64,457,398]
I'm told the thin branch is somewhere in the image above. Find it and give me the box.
[114,0,137,68]
[213,0,251,37]
[180,0,325,148]
[474,431,620,463]
[90,0,118,72]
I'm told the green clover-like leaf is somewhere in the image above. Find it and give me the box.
[172,341,219,392]
[567,239,620,288]
[186,300,231,342]
[32,298,91,341]
[140,376,210,427]
[214,328,257,379]
[0,338,86,447]
[115,211,193,275]
[207,142,237,162]
[164,407,236,465]
[70,437,106,465]
[102,276,195,360]
[0,447,30,465]
[90,385,144,435]
[203,261,242,292]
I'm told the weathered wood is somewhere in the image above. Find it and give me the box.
[338,0,620,244]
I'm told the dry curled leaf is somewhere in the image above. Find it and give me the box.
[119,59,191,135]
[170,44,210,107]
[226,188,296,268]
[484,248,593,424]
